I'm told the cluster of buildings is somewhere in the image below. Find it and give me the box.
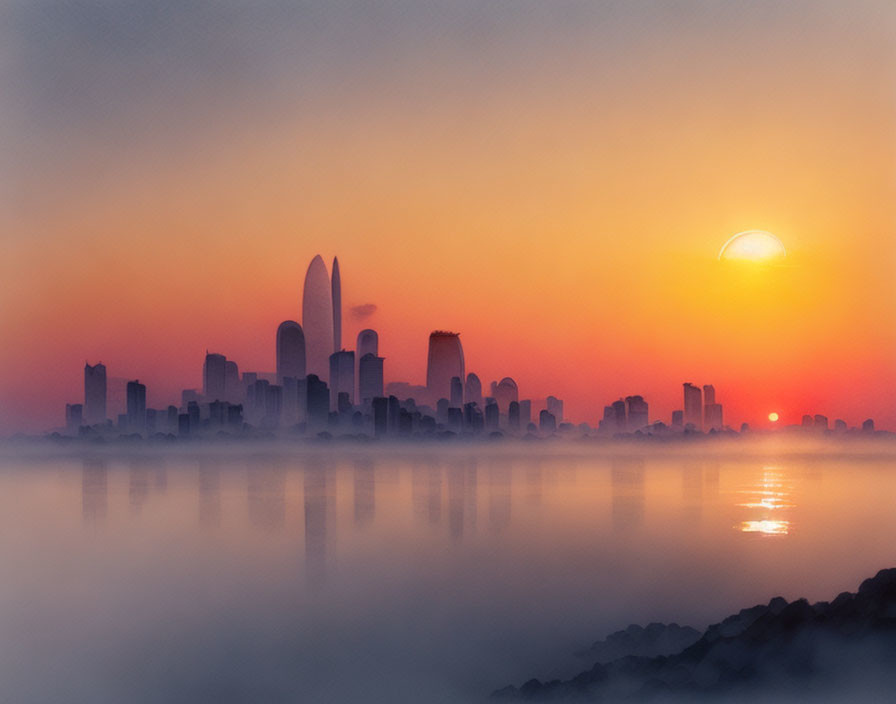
[59,254,873,442]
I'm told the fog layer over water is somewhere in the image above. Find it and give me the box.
[2,443,895,702]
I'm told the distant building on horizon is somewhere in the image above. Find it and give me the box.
[359,353,384,403]
[203,353,227,402]
[426,331,465,405]
[546,396,563,423]
[276,320,306,384]
[450,376,464,408]
[357,329,378,359]
[329,350,355,409]
[464,373,483,408]
[331,256,342,353]
[683,383,702,431]
[625,395,648,431]
[126,380,146,432]
[302,255,335,382]
[84,362,107,425]
[65,403,83,434]
[494,377,519,413]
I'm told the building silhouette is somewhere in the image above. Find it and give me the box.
[302,254,335,382]
[331,256,342,353]
[84,362,107,425]
[703,384,723,431]
[519,400,532,429]
[672,410,684,429]
[450,376,464,408]
[539,409,557,434]
[65,403,83,434]
[276,320,306,384]
[126,380,146,432]
[546,396,563,423]
[329,350,355,408]
[426,331,465,405]
[359,353,384,404]
[224,360,240,403]
[357,329,378,359]
[683,383,702,431]
[465,373,483,409]
[705,403,724,431]
[494,377,519,413]
[306,374,329,431]
[625,395,648,431]
[203,353,227,401]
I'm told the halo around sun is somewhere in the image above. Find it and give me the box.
[718,230,786,262]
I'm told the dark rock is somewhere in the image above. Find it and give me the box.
[494,568,896,700]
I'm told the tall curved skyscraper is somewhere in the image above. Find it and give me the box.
[357,329,378,359]
[426,331,464,405]
[494,377,519,412]
[464,373,483,408]
[303,255,335,381]
[276,320,306,383]
[331,256,342,352]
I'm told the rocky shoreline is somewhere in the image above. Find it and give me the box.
[495,569,896,701]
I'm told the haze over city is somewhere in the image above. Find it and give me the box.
[3,1,895,434]
[3,3,896,703]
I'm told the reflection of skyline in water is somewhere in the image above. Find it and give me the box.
[353,458,375,528]
[81,459,107,524]
[487,458,512,533]
[198,462,220,527]
[611,458,645,532]
[737,465,795,536]
[79,455,813,571]
[304,462,334,587]
[412,462,441,526]
[128,460,150,514]
[247,460,286,531]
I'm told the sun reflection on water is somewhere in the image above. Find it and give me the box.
[736,465,793,536]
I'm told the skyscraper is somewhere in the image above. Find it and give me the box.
[546,396,563,423]
[276,320,306,384]
[625,395,648,431]
[464,373,483,408]
[612,399,626,431]
[494,377,519,413]
[331,256,342,352]
[302,254,334,381]
[305,374,330,431]
[358,353,384,403]
[450,376,464,408]
[224,360,240,403]
[329,350,355,409]
[426,331,464,405]
[705,403,723,431]
[683,383,702,431]
[65,403,83,434]
[84,362,107,425]
[203,353,227,401]
[357,329,378,359]
[126,380,146,432]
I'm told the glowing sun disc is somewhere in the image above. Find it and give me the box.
[718,230,786,261]
[768,412,779,422]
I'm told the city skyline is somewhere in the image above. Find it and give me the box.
[3,2,895,435]
[44,254,882,440]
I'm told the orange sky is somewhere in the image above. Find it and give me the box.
[1,1,895,432]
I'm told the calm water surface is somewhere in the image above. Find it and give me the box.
[1,445,894,703]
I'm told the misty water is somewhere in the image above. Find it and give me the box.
[2,443,895,703]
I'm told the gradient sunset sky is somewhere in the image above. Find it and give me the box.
[2,1,895,433]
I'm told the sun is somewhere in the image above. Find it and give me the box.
[718,231,786,262]
[768,412,779,422]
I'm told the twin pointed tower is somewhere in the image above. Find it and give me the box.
[301,255,342,382]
